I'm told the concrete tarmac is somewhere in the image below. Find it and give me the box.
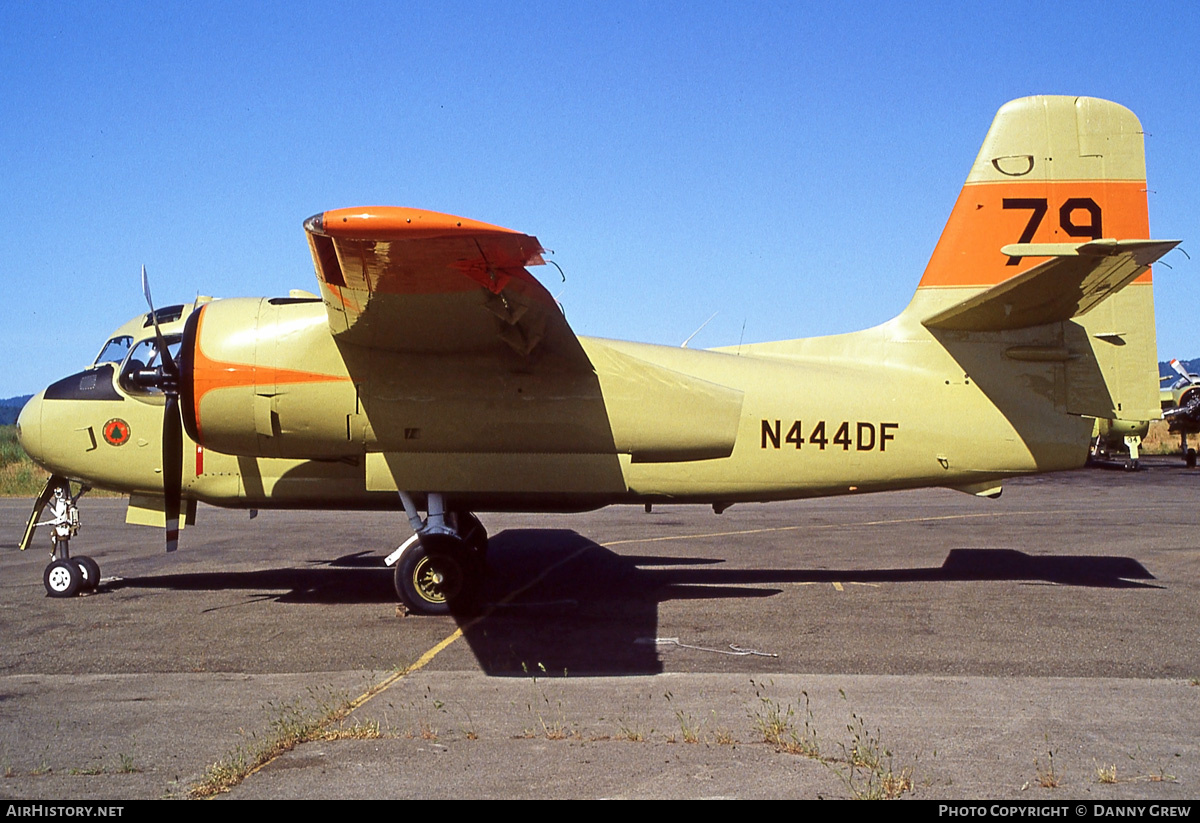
[0,457,1197,799]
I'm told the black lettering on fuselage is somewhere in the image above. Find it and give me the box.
[759,419,899,452]
[762,419,781,449]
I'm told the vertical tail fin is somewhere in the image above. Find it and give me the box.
[911,96,1164,422]
[918,95,1150,290]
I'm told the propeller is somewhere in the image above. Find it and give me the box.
[138,266,183,552]
[1163,358,1200,428]
[1170,358,1198,385]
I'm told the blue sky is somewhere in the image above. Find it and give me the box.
[1,1,1196,398]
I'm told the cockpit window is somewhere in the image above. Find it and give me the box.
[119,336,182,394]
[94,336,133,366]
[142,305,185,327]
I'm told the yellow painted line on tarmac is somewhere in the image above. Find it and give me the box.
[832,582,844,591]
[351,542,596,705]
[337,509,1044,736]
[211,506,1047,791]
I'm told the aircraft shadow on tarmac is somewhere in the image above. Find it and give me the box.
[108,528,1157,677]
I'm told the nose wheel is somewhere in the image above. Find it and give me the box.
[72,555,101,592]
[44,559,82,598]
[24,477,101,598]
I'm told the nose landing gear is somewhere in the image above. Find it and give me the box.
[21,476,101,598]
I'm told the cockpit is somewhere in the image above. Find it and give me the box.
[93,336,132,367]
[118,336,183,395]
[86,302,201,399]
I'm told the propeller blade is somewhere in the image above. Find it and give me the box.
[163,393,182,552]
[1170,359,1197,384]
[144,266,184,551]
[140,265,178,379]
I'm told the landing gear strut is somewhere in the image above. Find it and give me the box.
[1123,434,1142,471]
[388,493,488,615]
[21,476,101,598]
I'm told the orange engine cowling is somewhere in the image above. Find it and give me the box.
[179,297,359,458]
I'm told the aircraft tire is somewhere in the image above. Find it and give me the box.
[73,556,101,592]
[455,512,488,560]
[44,560,82,598]
[395,537,479,616]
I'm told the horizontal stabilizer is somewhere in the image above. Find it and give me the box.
[923,239,1178,332]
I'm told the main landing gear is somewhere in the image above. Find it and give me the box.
[20,476,101,598]
[387,493,488,615]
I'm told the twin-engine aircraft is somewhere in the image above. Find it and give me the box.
[17,96,1177,614]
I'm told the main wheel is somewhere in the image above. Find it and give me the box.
[73,556,101,592]
[454,512,488,559]
[394,537,479,616]
[44,560,82,598]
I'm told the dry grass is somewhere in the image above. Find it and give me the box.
[1035,749,1061,789]
[1142,420,1190,455]
[190,690,378,799]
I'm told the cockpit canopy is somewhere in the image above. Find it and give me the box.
[119,335,183,395]
[88,299,210,398]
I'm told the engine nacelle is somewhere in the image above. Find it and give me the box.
[181,297,360,458]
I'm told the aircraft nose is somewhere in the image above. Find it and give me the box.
[15,392,44,465]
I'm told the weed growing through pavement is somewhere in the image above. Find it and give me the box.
[1034,745,1061,789]
[615,715,650,742]
[190,686,380,798]
[748,679,820,758]
[664,691,702,744]
[115,737,140,774]
[830,707,914,800]
[412,685,448,741]
[521,662,574,740]
[1095,761,1118,784]
[747,681,915,799]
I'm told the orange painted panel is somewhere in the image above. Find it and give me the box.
[306,207,548,300]
[919,180,1151,288]
[190,307,348,440]
[315,207,522,240]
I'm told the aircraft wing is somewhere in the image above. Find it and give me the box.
[922,239,1179,332]
[304,207,583,362]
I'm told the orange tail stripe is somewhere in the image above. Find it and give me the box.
[919,179,1150,289]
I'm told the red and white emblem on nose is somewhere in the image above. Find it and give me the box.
[103,418,131,446]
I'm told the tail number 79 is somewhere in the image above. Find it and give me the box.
[1003,197,1102,265]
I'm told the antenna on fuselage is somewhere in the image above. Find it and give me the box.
[681,312,718,349]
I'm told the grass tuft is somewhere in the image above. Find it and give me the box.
[190,688,373,798]
[1035,747,1061,789]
